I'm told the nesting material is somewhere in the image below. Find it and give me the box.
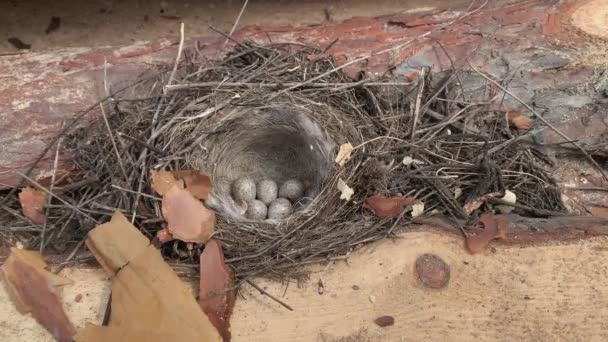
[1,40,565,281]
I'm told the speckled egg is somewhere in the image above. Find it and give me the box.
[267,198,293,220]
[278,179,304,202]
[256,179,278,205]
[232,177,256,202]
[246,200,268,220]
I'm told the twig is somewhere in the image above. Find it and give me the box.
[167,22,185,88]
[111,184,162,200]
[164,81,413,91]
[117,132,167,156]
[469,63,608,181]
[487,198,569,217]
[411,68,426,139]
[565,186,608,192]
[100,103,128,181]
[225,0,249,45]
[40,138,62,253]
[246,280,294,311]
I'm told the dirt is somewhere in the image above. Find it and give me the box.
[0,0,468,53]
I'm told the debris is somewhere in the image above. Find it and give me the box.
[1,248,75,342]
[162,184,216,243]
[368,295,376,304]
[466,213,509,254]
[156,228,174,243]
[199,239,235,342]
[18,187,48,224]
[402,156,424,167]
[454,188,463,199]
[496,190,517,214]
[78,211,222,341]
[337,178,354,201]
[363,193,415,218]
[411,201,425,217]
[374,315,395,327]
[7,37,31,50]
[335,143,354,166]
[74,294,83,303]
[352,285,360,290]
[587,176,608,188]
[463,191,503,216]
[507,111,531,130]
[45,16,61,34]
[589,207,608,217]
[317,279,325,295]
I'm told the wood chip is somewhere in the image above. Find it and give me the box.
[337,178,354,201]
[1,248,75,342]
[335,143,354,166]
[173,170,212,200]
[151,170,179,196]
[507,111,531,130]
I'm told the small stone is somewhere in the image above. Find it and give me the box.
[245,200,267,220]
[256,179,278,205]
[267,198,293,220]
[415,254,450,289]
[374,315,395,327]
[279,179,305,201]
[232,177,256,202]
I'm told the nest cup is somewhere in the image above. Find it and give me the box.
[195,107,336,222]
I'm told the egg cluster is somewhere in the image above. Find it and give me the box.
[232,178,306,220]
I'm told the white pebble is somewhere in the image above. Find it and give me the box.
[279,179,304,201]
[246,200,268,220]
[232,177,256,202]
[267,198,293,220]
[256,179,278,205]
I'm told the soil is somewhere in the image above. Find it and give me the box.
[0,0,468,53]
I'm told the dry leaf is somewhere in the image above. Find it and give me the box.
[78,211,222,342]
[1,248,75,342]
[466,213,509,254]
[162,185,216,243]
[337,178,354,201]
[200,239,235,342]
[507,111,531,130]
[463,191,502,216]
[151,170,179,195]
[411,201,425,217]
[18,187,47,224]
[335,143,354,166]
[173,170,212,200]
[363,193,416,218]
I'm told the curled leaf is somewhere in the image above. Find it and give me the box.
[18,187,48,224]
[200,239,235,342]
[1,248,75,342]
[173,170,212,200]
[335,143,354,166]
[507,111,531,130]
[337,178,354,201]
[162,185,215,243]
[466,213,509,254]
[363,193,415,218]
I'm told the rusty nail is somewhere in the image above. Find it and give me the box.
[415,254,450,289]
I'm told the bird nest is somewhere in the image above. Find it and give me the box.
[1,41,565,280]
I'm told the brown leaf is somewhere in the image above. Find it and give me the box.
[1,248,75,342]
[151,170,179,195]
[463,191,502,216]
[173,170,212,200]
[78,211,222,342]
[507,111,531,130]
[18,187,47,224]
[162,184,215,243]
[466,213,509,254]
[200,239,235,342]
[363,193,416,218]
